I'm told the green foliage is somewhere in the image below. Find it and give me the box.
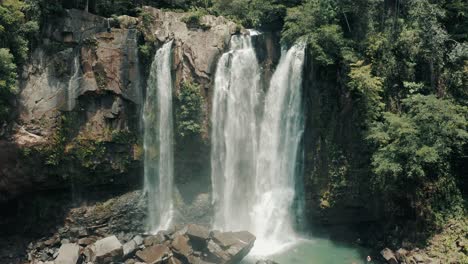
[0,0,38,124]
[95,0,138,17]
[138,42,156,77]
[43,114,71,166]
[348,60,384,124]
[212,0,287,29]
[72,138,106,169]
[368,95,468,227]
[442,0,468,42]
[282,0,346,65]
[138,9,154,30]
[0,48,17,122]
[181,8,209,29]
[111,129,137,144]
[176,81,203,138]
[0,0,36,63]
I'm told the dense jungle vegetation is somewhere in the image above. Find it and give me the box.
[1,0,466,246]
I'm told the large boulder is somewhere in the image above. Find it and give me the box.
[207,231,255,264]
[136,244,172,264]
[54,243,80,264]
[123,235,144,258]
[91,235,123,264]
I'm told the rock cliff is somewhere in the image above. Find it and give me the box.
[0,7,244,203]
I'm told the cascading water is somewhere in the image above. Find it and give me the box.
[251,42,306,254]
[211,38,306,255]
[143,41,175,232]
[211,34,261,231]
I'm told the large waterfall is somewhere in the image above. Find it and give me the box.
[211,37,306,254]
[143,41,175,232]
[211,34,261,231]
[251,43,306,253]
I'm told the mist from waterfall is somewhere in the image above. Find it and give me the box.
[211,37,306,255]
[143,41,175,232]
[211,34,261,231]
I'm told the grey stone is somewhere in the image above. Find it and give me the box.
[123,235,145,257]
[187,224,210,241]
[78,237,97,246]
[91,235,123,264]
[54,243,80,264]
[136,244,172,264]
[133,235,144,246]
[123,240,138,258]
[380,248,398,264]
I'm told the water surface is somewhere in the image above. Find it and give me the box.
[243,238,371,264]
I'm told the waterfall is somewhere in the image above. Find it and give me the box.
[143,41,175,232]
[211,39,306,255]
[211,34,261,231]
[251,42,306,254]
[66,54,81,111]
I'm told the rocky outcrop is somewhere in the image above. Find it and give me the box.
[19,9,142,136]
[140,7,237,89]
[13,189,254,264]
[0,8,144,203]
[380,247,440,264]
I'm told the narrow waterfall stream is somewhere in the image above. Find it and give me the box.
[211,35,306,255]
[66,54,81,111]
[211,34,261,232]
[143,41,175,232]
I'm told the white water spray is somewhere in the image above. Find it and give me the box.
[211,39,306,255]
[251,42,306,254]
[143,41,175,232]
[211,34,261,231]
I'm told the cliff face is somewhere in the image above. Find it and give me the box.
[301,56,380,228]
[0,8,240,203]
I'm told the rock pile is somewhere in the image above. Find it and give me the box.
[27,224,255,264]
[380,247,440,264]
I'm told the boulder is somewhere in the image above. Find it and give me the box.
[91,235,123,264]
[187,224,210,241]
[136,244,172,264]
[207,231,255,264]
[144,233,167,247]
[54,243,80,264]
[212,231,255,248]
[78,237,97,246]
[171,234,193,260]
[395,248,409,262]
[206,239,230,263]
[123,235,144,258]
[188,255,216,264]
[187,224,210,250]
[256,260,279,264]
[380,248,398,264]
